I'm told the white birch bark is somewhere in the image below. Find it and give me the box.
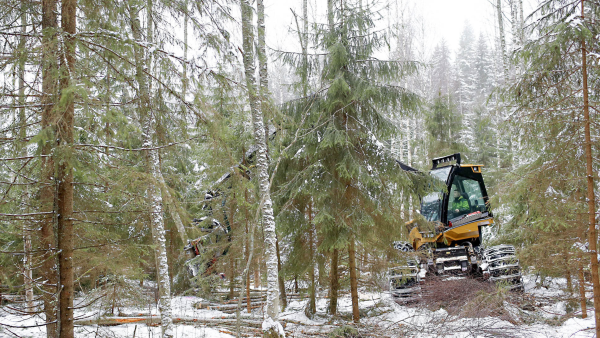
[496,0,508,84]
[129,1,173,336]
[510,0,519,50]
[182,0,188,105]
[518,0,524,44]
[240,0,283,336]
[144,127,174,338]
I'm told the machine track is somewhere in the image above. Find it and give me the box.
[481,244,523,290]
[389,243,524,302]
[389,259,422,302]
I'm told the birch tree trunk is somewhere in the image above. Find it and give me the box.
[240,0,283,336]
[57,0,76,336]
[301,0,308,98]
[182,0,188,103]
[496,0,508,83]
[510,0,519,49]
[580,1,600,334]
[517,0,524,44]
[306,201,316,317]
[40,0,58,336]
[129,1,173,336]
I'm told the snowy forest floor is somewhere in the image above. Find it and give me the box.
[0,274,596,338]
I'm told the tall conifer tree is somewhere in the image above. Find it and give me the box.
[275,0,424,321]
[506,0,599,331]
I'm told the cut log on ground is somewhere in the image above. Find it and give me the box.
[73,316,264,328]
[194,301,264,311]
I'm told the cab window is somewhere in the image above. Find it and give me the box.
[447,175,484,219]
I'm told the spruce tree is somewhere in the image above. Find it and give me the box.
[274,0,425,321]
[504,0,599,330]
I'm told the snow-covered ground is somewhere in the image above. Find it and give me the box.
[0,276,596,338]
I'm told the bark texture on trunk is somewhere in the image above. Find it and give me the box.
[276,236,287,310]
[228,254,235,300]
[581,2,599,334]
[246,227,251,313]
[40,1,58,336]
[129,1,173,336]
[146,146,173,338]
[348,236,359,322]
[328,249,339,316]
[306,202,316,317]
[257,0,270,150]
[182,0,188,102]
[240,1,282,335]
[57,0,76,337]
[496,0,508,83]
[564,250,573,294]
[157,173,187,244]
[17,0,34,311]
[578,253,587,319]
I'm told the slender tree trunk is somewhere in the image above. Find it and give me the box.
[57,0,76,336]
[228,254,235,300]
[564,249,572,294]
[328,0,335,32]
[237,213,256,337]
[581,1,599,333]
[240,1,282,335]
[317,239,326,288]
[40,1,58,336]
[254,258,261,289]
[257,0,270,148]
[129,1,173,336]
[510,0,519,49]
[578,252,588,319]
[276,235,287,310]
[496,0,508,83]
[17,0,33,311]
[245,222,251,313]
[348,235,359,322]
[301,0,308,98]
[328,249,339,316]
[307,202,316,317]
[518,0,524,44]
[182,0,188,104]
[294,275,298,293]
[157,173,187,244]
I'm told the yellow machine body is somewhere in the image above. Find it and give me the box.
[408,217,494,250]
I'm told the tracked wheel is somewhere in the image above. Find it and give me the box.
[393,241,414,252]
[481,244,523,291]
[389,242,422,303]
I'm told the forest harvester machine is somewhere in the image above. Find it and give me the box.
[389,154,523,302]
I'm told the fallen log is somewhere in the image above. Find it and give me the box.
[220,304,264,314]
[74,316,264,328]
[223,296,266,304]
[195,301,264,311]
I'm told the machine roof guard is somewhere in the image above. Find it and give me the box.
[432,153,461,169]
